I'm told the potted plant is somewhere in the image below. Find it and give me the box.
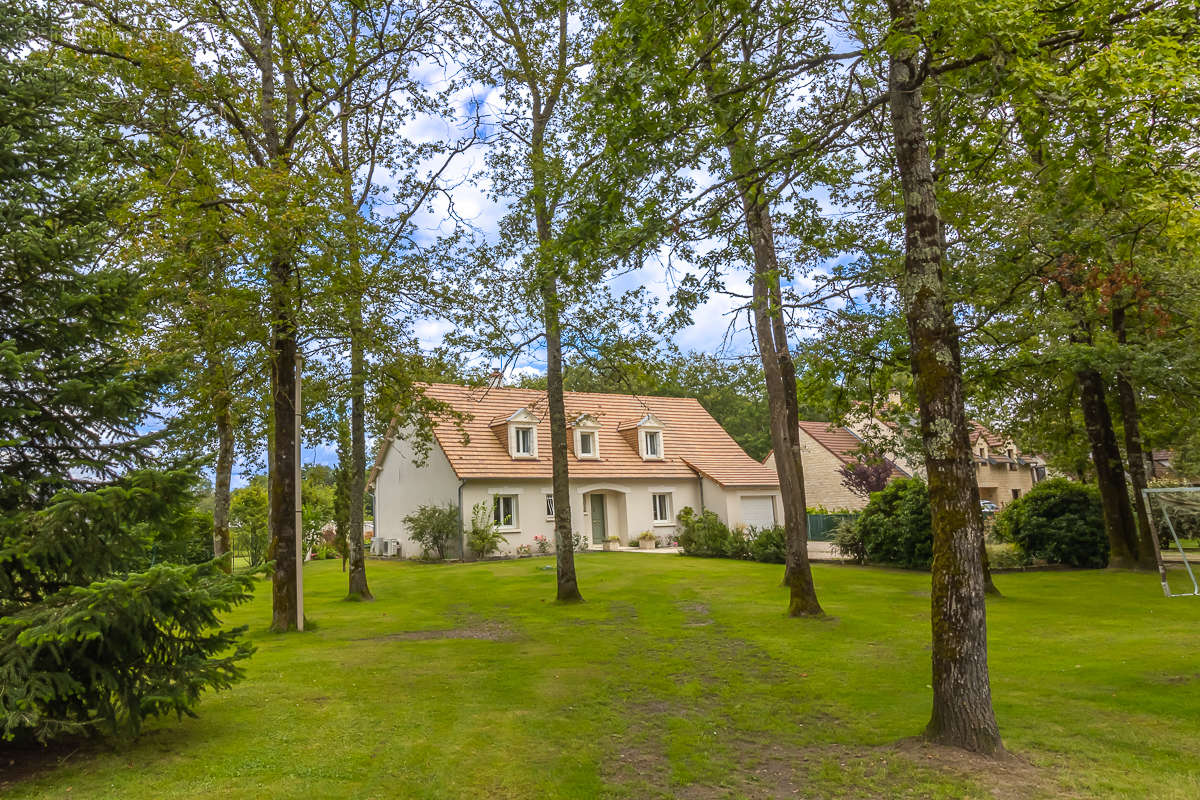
[638,531,656,550]
[603,535,620,551]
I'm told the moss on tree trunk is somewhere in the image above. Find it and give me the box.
[887,0,1002,754]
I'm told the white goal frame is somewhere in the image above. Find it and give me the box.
[1143,488,1200,598]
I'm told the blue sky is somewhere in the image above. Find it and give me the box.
[228,52,841,487]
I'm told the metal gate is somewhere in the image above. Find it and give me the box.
[807,513,858,542]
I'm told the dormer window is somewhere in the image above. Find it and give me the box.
[494,407,539,459]
[571,412,601,460]
[626,412,666,460]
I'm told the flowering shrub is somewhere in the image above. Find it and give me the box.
[533,534,551,554]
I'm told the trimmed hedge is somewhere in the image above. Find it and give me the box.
[993,478,1107,568]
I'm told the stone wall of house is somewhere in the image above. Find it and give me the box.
[976,462,1037,507]
[766,432,871,512]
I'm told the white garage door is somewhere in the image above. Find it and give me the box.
[741,496,776,529]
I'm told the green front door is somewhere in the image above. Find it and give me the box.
[590,494,606,544]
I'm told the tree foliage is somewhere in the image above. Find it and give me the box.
[0,7,253,743]
[837,460,895,499]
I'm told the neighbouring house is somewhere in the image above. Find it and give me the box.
[367,383,783,558]
[1147,450,1191,482]
[965,422,1046,507]
[763,422,909,511]
[844,408,1044,509]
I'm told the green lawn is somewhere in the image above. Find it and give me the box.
[6,556,1199,799]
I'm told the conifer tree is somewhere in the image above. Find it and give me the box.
[0,4,253,743]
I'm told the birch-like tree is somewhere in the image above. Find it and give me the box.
[449,0,614,602]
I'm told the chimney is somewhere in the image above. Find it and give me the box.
[488,369,503,388]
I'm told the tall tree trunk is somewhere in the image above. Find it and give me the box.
[696,29,821,616]
[213,393,234,573]
[258,9,300,631]
[1076,367,1140,568]
[347,330,373,599]
[526,16,582,602]
[933,120,998,599]
[887,0,1002,754]
[268,259,300,632]
[543,277,582,602]
[743,193,823,617]
[1112,308,1156,571]
[340,48,372,600]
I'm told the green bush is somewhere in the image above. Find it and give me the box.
[677,507,738,558]
[993,479,1107,568]
[748,525,786,563]
[986,543,1024,569]
[831,519,866,564]
[857,478,933,569]
[403,503,459,561]
[467,502,507,558]
[1,472,256,745]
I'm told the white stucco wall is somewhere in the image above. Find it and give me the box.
[464,477,703,554]
[374,452,711,557]
[698,476,729,525]
[372,431,460,559]
[372,438,787,556]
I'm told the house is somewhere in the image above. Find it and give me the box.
[967,422,1045,507]
[367,383,783,558]
[845,409,1044,509]
[763,422,909,511]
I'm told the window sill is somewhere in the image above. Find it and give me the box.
[498,527,521,534]
[652,521,674,527]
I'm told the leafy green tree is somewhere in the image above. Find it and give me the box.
[133,181,266,574]
[590,0,879,616]
[450,0,635,602]
[0,6,253,742]
[301,466,338,556]
[64,0,462,627]
[229,478,270,568]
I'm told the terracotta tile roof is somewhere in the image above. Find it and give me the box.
[969,422,1007,449]
[797,421,907,478]
[381,383,779,488]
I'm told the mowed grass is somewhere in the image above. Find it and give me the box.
[6,556,1200,799]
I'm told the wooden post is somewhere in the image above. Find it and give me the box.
[295,354,304,631]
